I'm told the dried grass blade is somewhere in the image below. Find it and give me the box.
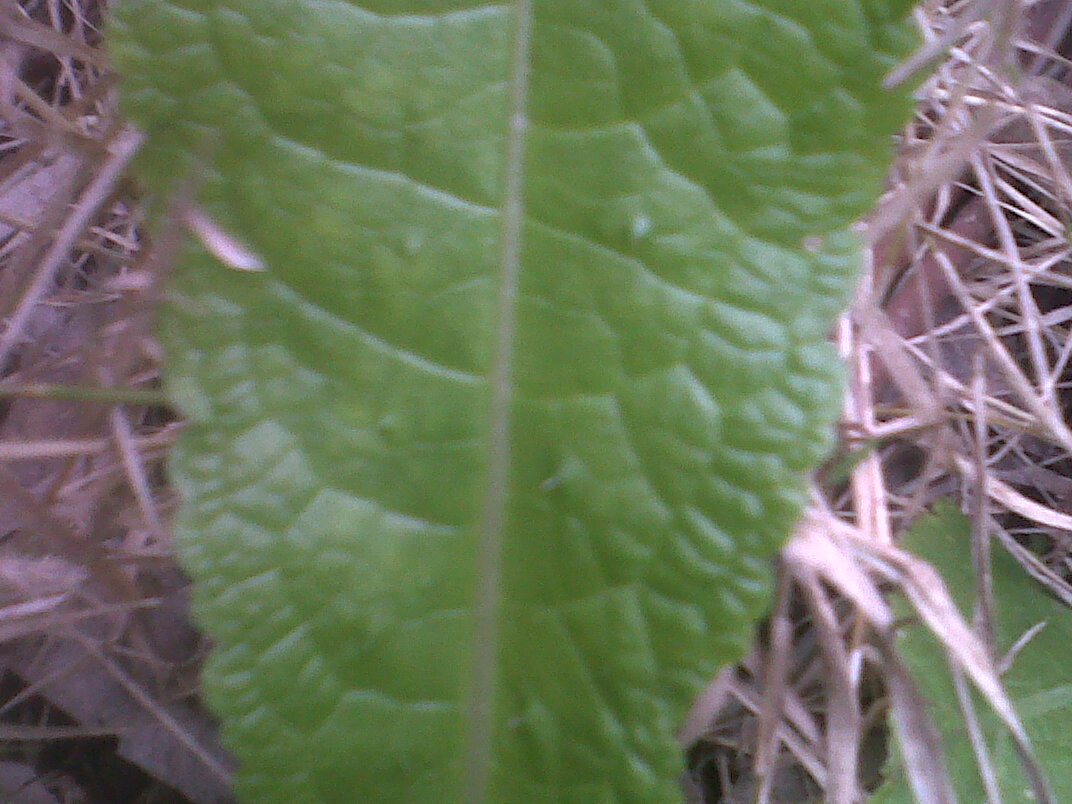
[797,573,860,804]
[785,511,892,632]
[950,666,1001,804]
[881,642,959,804]
[752,567,793,804]
[884,543,1055,804]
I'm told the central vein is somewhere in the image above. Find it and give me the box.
[463,1,534,800]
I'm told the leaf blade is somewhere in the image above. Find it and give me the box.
[111,2,915,801]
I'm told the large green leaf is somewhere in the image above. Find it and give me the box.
[110,2,915,801]
[875,501,1072,803]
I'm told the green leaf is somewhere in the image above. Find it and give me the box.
[110,2,915,801]
[875,501,1072,803]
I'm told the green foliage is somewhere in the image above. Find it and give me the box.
[110,2,915,801]
[876,501,1072,803]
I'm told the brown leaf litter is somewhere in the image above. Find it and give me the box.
[0,1,229,802]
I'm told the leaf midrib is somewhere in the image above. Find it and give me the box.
[463,2,534,800]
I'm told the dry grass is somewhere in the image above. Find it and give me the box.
[686,1,1072,802]
[0,1,228,802]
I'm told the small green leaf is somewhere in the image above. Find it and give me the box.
[876,501,1072,803]
[111,2,915,801]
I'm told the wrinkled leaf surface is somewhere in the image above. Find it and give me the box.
[111,2,914,801]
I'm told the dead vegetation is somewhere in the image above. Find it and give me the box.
[685,1,1072,802]
[0,0,1069,803]
[0,1,229,801]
